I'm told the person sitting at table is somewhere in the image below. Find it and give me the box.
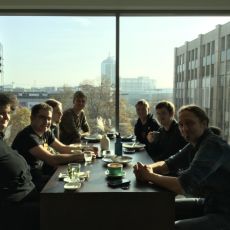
[43,99,63,175]
[45,98,63,139]
[0,93,39,230]
[12,103,84,191]
[59,90,90,144]
[134,99,160,150]
[146,100,187,162]
[134,105,230,230]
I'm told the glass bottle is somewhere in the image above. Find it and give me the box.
[100,134,110,151]
[115,133,122,156]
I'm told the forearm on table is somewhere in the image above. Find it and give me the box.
[148,173,184,195]
[148,161,170,175]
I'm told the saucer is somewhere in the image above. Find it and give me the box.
[64,182,81,190]
[123,149,135,154]
[58,172,68,179]
[64,177,85,183]
[78,172,88,178]
[105,170,126,178]
[102,155,132,164]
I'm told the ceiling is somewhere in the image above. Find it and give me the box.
[0,0,230,13]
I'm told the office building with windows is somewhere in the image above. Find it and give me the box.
[120,76,157,104]
[0,43,3,87]
[174,21,230,141]
[101,55,115,87]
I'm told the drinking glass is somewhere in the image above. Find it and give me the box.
[67,163,81,182]
[84,151,93,165]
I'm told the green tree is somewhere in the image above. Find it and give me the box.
[54,85,74,111]
[119,97,136,136]
[80,79,115,134]
[6,106,30,145]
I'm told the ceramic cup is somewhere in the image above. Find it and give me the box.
[107,163,123,175]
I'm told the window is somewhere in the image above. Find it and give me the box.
[1,16,230,142]
[207,43,211,56]
[211,40,215,54]
[221,36,226,51]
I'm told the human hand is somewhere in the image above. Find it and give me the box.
[147,131,154,143]
[133,162,152,182]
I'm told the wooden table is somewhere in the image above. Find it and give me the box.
[41,143,174,230]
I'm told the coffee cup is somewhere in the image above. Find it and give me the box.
[107,163,123,175]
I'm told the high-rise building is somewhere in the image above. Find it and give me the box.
[120,76,158,104]
[174,21,230,142]
[101,56,115,86]
[0,43,3,88]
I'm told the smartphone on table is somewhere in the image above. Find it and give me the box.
[107,179,131,188]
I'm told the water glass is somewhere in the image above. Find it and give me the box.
[67,163,81,181]
[84,151,93,163]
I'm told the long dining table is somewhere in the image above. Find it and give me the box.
[40,141,175,230]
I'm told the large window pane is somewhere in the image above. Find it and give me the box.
[0,16,116,143]
[120,16,230,140]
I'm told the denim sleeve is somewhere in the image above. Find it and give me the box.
[178,139,224,195]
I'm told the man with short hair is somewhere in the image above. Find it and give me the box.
[45,98,63,139]
[146,100,187,162]
[60,90,90,144]
[0,93,39,230]
[12,103,84,191]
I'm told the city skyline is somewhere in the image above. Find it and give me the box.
[1,16,230,88]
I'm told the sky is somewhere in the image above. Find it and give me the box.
[1,16,230,89]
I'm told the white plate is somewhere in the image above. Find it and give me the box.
[64,177,85,183]
[64,182,81,190]
[84,135,102,142]
[78,172,88,178]
[105,170,126,178]
[102,155,132,164]
[58,172,68,179]
[122,143,145,150]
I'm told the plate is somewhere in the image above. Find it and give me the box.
[121,135,134,142]
[105,170,126,178]
[84,135,102,143]
[64,182,81,190]
[64,177,85,183]
[122,143,145,150]
[58,172,68,179]
[102,155,132,164]
[123,149,135,154]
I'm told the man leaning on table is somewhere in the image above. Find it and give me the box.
[12,103,84,191]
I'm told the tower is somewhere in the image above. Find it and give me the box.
[0,43,3,89]
[101,55,115,87]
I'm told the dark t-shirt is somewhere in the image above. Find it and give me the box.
[134,113,160,147]
[11,125,55,190]
[146,119,187,162]
[12,125,55,170]
[0,139,35,202]
[59,108,89,144]
[50,124,59,139]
